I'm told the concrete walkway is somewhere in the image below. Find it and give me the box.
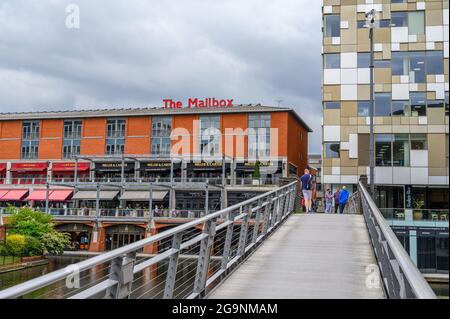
[208,214,385,299]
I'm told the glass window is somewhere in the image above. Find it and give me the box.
[248,114,270,157]
[427,100,444,108]
[391,12,408,27]
[410,93,426,116]
[445,92,449,116]
[324,102,340,109]
[374,60,390,68]
[408,11,424,35]
[324,53,340,69]
[324,143,340,158]
[410,134,427,150]
[392,52,409,76]
[409,51,426,83]
[393,134,410,166]
[357,20,366,29]
[106,119,126,138]
[151,116,172,156]
[358,101,371,117]
[378,19,391,28]
[426,51,443,75]
[391,100,410,116]
[375,134,392,166]
[357,53,370,68]
[375,93,391,116]
[391,0,407,3]
[200,115,221,156]
[324,15,340,37]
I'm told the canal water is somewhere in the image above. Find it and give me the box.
[1,256,448,298]
[0,256,216,299]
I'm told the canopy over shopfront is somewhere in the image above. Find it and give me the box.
[52,162,90,172]
[10,162,48,173]
[119,191,168,201]
[72,190,119,200]
[0,189,29,201]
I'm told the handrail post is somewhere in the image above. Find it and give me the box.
[163,233,182,299]
[251,199,262,243]
[221,210,235,270]
[105,252,136,299]
[192,219,216,297]
[237,205,250,257]
[263,194,273,235]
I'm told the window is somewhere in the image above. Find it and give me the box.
[357,53,370,68]
[427,100,444,108]
[151,116,172,156]
[324,143,340,158]
[358,101,371,117]
[392,100,410,116]
[21,121,40,159]
[374,60,390,68]
[324,102,340,109]
[106,119,126,138]
[393,134,410,166]
[200,115,221,156]
[445,92,449,116]
[62,120,82,158]
[410,134,427,150]
[375,93,391,116]
[391,0,407,3]
[324,53,340,69]
[391,12,424,35]
[248,114,270,158]
[410,93,426,116]
[324,15,340,37]
[392,51,425,83]
[426,51,443,75]
[375,134,392,166]
[106,138,125,155]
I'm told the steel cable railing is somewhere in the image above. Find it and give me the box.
[0,181,297,299]
[358,181,436,299]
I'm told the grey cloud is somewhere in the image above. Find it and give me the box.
[0,0,322,152]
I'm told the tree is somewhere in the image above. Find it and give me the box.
[253,161,261,180]
[5,234,26,257]
[40,232,71,255]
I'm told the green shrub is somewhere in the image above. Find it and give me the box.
[7,206,54,238]
[5,234,26,257]
[40,232,71,255]
[23,236,44,256]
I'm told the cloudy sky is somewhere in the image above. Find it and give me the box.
[0,0,322,152]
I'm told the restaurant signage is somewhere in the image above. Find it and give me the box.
[235,161,282,173]
[186,161,230,171]
[95,162,135,172]
[140,161,181,172]
[52,162,90,172]
[10,162,48,172]
[163,98,234,109]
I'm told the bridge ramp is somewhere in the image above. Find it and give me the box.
[208,214,385,299]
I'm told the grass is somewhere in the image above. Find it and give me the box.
[0,255,22,266]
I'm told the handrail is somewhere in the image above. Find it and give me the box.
[0,180,298,299]
[358,181,436,299]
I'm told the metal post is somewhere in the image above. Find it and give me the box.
[192,219,216,297]
[96,182,100,221]
[45,182,50,214]
[121,155,125,185]
[74,157,78,185]
[163,233,182,299]
[263,194,273,235]
[252,199,262,243]
[237,205,250,257]
[368,11,375,198]
[148,184,153,220]
[221,211,235,270]
[105,252,136,299]
[204,180,209,216]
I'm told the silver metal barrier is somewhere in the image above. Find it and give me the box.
[358,181,436,299]
[0,181,297,299]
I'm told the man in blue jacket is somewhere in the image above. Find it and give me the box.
[339,186,350,214]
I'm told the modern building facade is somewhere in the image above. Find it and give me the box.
[322,0,449,274]
[0,104,311,252]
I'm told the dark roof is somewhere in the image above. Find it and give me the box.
[0,104,312,132]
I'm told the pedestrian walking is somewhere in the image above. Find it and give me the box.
[339,186,350,214]
[324,188,333,214]
[300,169,313,213]
[333,188,340,214]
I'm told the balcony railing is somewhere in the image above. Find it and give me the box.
[380,208,449,224]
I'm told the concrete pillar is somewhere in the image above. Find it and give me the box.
[89,224,106,252]
[143,225,158,254]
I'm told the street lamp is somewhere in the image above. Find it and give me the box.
[365,9,376,198]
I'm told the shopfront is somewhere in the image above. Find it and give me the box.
[139,161,181,181]
[186,161,230,180]
[55,223,92,251]
[235,160,282,183]
[94,161,135,182]
[10,162,48,184]
[105,224,145,250]
[52,162,90,182]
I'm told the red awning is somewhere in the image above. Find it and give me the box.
[26,189,52,201]
[0,163,6,173]
[0,190,9,199]
[49,189,73,201]
[0,189,29,201]
[10,163,48,173]
[52,162,90,172]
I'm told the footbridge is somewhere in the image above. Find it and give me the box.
[0,181,436,299]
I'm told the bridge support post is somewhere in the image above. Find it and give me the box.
[192,219,216,297]
[262,194,273,235]
[237,205,250,257]
[221,211,234,270]
[251,199,262,243]
[276,190,285,224]
[105,252,136,299]
[163,233,183,299]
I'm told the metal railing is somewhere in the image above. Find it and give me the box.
[357,181,436,299]
[0,181,297,299]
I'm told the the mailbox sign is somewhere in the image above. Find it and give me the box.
[163,98,234,109]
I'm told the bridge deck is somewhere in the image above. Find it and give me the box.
[208,214,385,299]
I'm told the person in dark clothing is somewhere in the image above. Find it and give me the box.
[339,186,350,214]
[333,188,340,214]
[300,169,314,213]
